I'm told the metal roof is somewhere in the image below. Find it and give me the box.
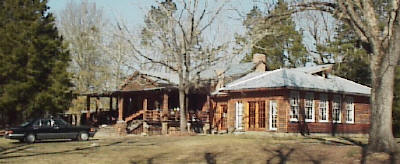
[138,62,256,85]
[218,66,371,96]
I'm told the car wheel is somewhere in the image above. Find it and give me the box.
[77,132,89,141]
[25,134,35,144]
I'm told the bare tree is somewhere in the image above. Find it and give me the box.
[57,0,111,93]
[294,0,400,153]
[57,0,113,118]
[116,0,232,132]
[104,24,137,90]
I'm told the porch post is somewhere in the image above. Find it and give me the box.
[203,95,211,134]
[143,98,149,134]
[118,96,124,121]
[162,92,169,135]
[116,95,127,135]
[86,96,91,124]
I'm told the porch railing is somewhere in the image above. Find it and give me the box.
[125,109,210,123]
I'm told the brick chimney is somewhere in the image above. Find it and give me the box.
[253,53,266,72]
[215,69,225,90]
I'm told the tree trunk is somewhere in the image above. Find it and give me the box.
[369,63,397,153]
[179,87,187,132]
[368,22,400,153]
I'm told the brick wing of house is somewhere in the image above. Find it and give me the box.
[211,63,371,135]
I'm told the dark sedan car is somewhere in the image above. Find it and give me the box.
[4,118,96,143]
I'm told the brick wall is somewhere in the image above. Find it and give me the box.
[212,88,371,134]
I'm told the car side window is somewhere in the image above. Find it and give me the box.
[54,119,67,127]
[41,119,52,127]
[32,120,41,127]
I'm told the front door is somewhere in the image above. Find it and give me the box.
[269,101,277,130]
[248,102,256,129]
[220,105,228,130]
[258,101,266,129]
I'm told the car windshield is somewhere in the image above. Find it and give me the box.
[19,120,34,127]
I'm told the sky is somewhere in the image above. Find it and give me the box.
[47,0,270,64]
[46,0,332,66]
[47,0,262,34]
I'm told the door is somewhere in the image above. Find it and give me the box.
[248,102,256,129]
[269,101,277,130]
[258,101,266,128]
[220,105,228,130]
[54,119,78,139]
[235,102,244,130]
[35,119,58,139]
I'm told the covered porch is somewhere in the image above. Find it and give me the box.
[80,87,212,135]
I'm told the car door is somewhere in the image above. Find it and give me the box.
[35,119,58,139]
[54,119,77,139]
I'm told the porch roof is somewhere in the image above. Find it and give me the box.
[78,87,178,97]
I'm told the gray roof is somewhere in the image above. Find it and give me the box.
[138,62,256,85]
[139,70,179,85]
[218,67,371,96]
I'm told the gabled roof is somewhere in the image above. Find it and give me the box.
[120,62,256,90]
[217,66,371,96]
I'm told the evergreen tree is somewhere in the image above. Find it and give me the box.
[0,0,72,125]
[319,22,371,86]
[242,1,308,70]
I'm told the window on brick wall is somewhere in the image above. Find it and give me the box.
[346,97,354,124]
[305,93,314,122]
[319,94,329,122]
[290,91,300,121]
[332,95,341,123]
[270,101,278,130]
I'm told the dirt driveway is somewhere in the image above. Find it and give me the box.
[0,134,395,164]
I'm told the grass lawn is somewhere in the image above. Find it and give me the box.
[0,134,396,164]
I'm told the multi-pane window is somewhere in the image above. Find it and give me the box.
[319,94,329,122]
[305,93,314,122]
[332,96,341,123]
[346,97,354,123]
[290,91,300,121]
[235,101,244,130]
[270,101,278,130]
[258,101,266,128]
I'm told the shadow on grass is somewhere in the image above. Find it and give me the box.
[307,136,399,164]
[0,140,125,160]
[264,146,295,164]
[130,153,168,164]
[204,152,217,164]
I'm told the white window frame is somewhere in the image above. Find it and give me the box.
[319,94,329,122]
[346,97,355,124]
[235,101,244,130]
[289,91,300,122]
[270,100,278,130]
[304,93,315,122]
[332,95,342,123]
